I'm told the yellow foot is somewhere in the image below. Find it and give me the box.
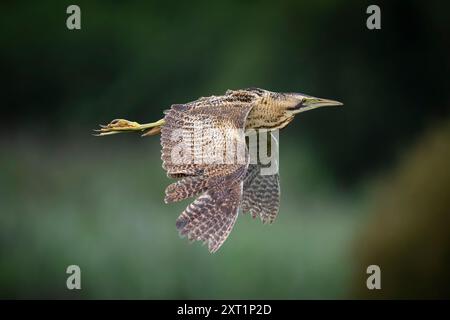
[93,118,165,137]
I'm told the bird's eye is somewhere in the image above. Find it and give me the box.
[287,99,303,110]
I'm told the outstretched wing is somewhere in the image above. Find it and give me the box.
[160,100,254,252]
[175,167,245,252]
[241,164,280,224]
[161,103,250,178]
[241,131,280,223]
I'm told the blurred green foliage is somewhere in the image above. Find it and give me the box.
[0,135,362,298]
[0,0,449,298]
[354,120,450,299]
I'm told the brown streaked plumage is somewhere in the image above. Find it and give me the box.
[95,88,343,252]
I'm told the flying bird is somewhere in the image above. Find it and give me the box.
[95,88,342,252]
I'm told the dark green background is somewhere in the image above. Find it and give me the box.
[1,0,449,298]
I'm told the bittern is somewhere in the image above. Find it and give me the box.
[95,88,342,252]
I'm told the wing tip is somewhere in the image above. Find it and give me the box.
[175,216,189,232]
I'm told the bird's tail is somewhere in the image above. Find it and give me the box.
[93,118,165,137]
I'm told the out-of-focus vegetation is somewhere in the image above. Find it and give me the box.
[354,120,450,299]
[0,135,361,299]
[0,0,449,298]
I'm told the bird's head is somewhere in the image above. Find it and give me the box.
[244,88,343,130]
[271,91,343,115]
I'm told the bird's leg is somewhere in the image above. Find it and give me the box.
[94,118,165,137]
